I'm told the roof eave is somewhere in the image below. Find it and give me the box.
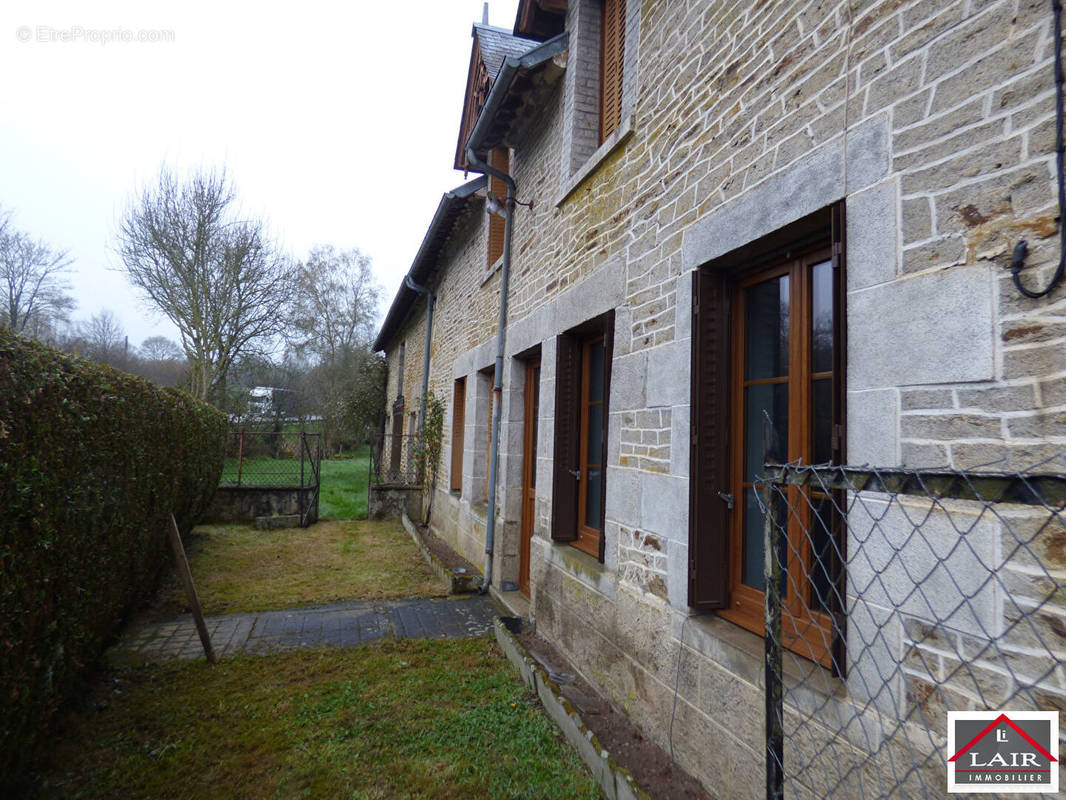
[466,31,569,158]
[372,176,488,352]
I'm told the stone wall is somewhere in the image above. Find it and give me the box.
[206,486,316,525]
[379,2,1066,797]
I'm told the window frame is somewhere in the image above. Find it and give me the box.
[689,205,846,671]
[575,333,606,557]
[552,311,614,561]
[483,367,496,502]
[717,246,839,668]
[450,377,466,493]
[487,148,510,270]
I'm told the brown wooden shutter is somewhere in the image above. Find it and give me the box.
[485,368,495,499]
[551,333,581,541]
[487,148,509,268]
[689,268,731,609]
[597,310,615,561]
[450,378,465,492]
[599,0,626,143]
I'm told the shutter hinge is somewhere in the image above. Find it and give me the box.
[832,423,843,452]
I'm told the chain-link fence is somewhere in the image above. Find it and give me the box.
[756,457,1066,799]
[220,429,322,490]
[369,433,422,486]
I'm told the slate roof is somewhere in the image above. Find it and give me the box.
[474,23,539,78]
[465,32,569,158]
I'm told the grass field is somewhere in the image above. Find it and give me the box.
[318,454,371,520]
[145,518,447,619]
[220,445,372,520]
[32,639,601,800]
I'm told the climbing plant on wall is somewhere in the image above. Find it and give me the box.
[415,393,445,525]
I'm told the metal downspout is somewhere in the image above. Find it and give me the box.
[466,144,515,594]
[404,274,435,434]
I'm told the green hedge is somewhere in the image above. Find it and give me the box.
[0,328,227,786]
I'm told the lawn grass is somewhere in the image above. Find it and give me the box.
[318,453,371,520]
[31,638,601,800]
[220,446,371,520]
[146,519,447,619]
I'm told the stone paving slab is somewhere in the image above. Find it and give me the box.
[108,595,499,665]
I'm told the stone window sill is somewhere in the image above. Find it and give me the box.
[684,613,846,702]
[556,114,634,206]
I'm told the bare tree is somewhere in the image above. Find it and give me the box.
[285,246,383,452]
[139,335,182,362]
[0,210,75,338]
[79,310,127,366]
[117,168,294,404]
[286,246,381,362]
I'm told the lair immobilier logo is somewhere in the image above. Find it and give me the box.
[948,711,1059,793]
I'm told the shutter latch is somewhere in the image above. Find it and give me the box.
[568,469,581,481]
[717,491,734,510]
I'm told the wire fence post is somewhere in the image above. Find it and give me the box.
[236,428,245,487]
[764,482,784,800]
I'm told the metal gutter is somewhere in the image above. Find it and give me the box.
[464,33,566,593]
[465,31,569,160]
[372,176,487,353]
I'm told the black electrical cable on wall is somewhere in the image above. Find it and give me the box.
[1012,0,1066,298]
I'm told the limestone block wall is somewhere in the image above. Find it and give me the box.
[378,2,1066,797]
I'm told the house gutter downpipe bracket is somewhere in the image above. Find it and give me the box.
[404,273,435,434]
[1011,0,1066,299]
[466,143,516,595]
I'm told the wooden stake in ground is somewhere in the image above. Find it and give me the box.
[167,513,217,664]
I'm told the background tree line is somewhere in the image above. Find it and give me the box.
[1,167,387,454]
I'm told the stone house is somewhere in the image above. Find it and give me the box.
[373,1,1066,796]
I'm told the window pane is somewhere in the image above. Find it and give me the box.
[745,382,789,481]
[742,488,766,591]
[586,402,603,464]
[812,378,833,465]
[811,259,834,374]
[585,467,602,529]
[588,339,605,402]
[745,275,790,380]
[809,494,838,614]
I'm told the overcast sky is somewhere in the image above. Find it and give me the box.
[0,0,519,347]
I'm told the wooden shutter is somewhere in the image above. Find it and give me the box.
[689,268,731,609]
[599,0,626,143]
[485,368,496,499]
[551,333,581,541]
[487,148,509,268]
[597,310,614,561]
[450,378,465,492]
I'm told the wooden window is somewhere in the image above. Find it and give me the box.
[599,0,626,143]
[450,378,466,493]
[552,312,614,560]
[487,148,510,269]
[690,207,845,669]
[484,368,496,500]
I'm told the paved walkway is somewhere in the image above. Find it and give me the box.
[108,595,500,665]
